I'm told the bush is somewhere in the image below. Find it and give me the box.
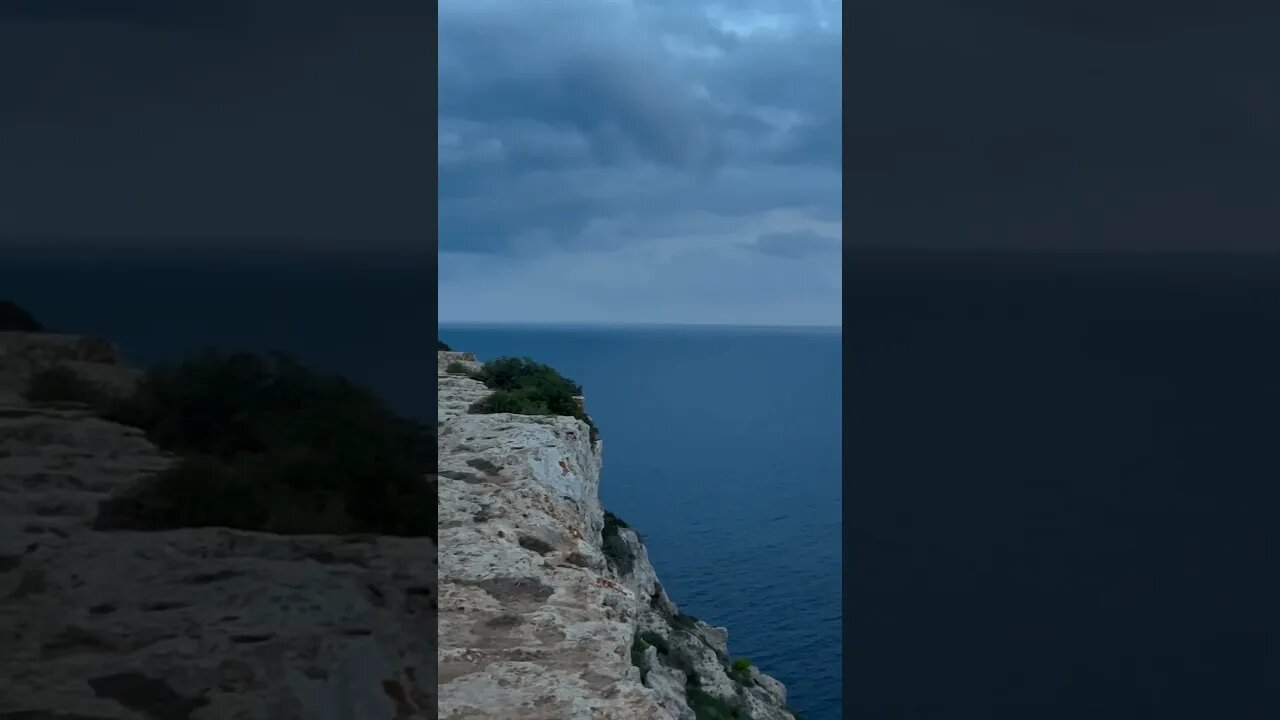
[671,610,702,632]
[686,687,748,720]
[639,630,670,655]
[466,356,598,443]
[0,300,44,331]
[445,361,483,380]
[630,632,650,682]
[23,366,102,404]
[602,510,636,575]
[729,658,753,684]
[437,340,452,351]
[95,349,434,538]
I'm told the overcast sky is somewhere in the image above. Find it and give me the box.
[438,0,843,326]
[5,1,1274,323]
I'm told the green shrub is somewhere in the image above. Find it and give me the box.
[94,349,433,538]
[602,510,636,575]
[445,361,484,381]
[437,340,452,351]
[630,632,650,682]
[639,630,671,655]
[466,356,598,443]
[0,300,44,331]
[686,687,748,720]
[23,366,101,404]
[671,610,702,632]
[729,658,753,684]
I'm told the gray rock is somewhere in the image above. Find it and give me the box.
[437,349,794,720]
[0,333,436,719]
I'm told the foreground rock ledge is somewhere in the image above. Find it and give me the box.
[438,351,795,720]
[0,332,437,719]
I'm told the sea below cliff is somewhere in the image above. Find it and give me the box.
[439,323,843,719]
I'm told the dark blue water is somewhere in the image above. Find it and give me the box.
[0,259,431,422]
[441,323,844,719]
[847,253,1280,719]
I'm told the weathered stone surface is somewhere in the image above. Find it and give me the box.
[438,350,794,720]
[0,332,437,719]
[436,355,488,424]
[0,332,138,403]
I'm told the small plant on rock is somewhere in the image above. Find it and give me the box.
[466,356,598,443]
[23,366,102,404]
[93,349,434,538]
[601,510,636,575]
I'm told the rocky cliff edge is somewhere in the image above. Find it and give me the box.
[0,331,437,719]
[438,350,797,720]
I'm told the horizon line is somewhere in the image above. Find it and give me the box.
[439,320,841,330]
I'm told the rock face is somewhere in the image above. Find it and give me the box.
[0,332,437,719]
[438,351,796,720]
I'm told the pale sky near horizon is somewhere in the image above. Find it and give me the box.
[437,0,842,326]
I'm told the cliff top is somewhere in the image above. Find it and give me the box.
[0,328,437,719]
[437,349,799,720]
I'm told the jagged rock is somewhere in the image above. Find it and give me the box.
[438,349,794,720]
[644,646,695,720]
[0,332,437,719]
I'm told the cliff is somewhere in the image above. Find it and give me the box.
[438,350,797,720]
[0,330,436,719]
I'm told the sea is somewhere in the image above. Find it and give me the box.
[2,255,844,718]
[442,323,845,719]
[13,249,1275,718]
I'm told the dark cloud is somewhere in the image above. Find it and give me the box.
[746,230,841,259]
[437,0,842,259]
[437,0,842,324]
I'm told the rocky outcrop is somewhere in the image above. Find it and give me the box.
[0,332,437,719]
[0,331,141,403]
[439,351,796,720]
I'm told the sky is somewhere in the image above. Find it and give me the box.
[0,0,432,266]
[437,0,843,326]
[5,1,1275,324]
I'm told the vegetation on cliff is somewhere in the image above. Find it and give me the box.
[0,300,45,332]
[465,356,599,443]
[83,349,434,538]
[23,366,104,404]
[437,339,452,351]
[602,510,637,575]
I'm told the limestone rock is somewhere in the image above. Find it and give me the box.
[437,349,795,720]
[0,332,437,719]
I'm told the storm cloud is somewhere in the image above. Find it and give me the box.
[438,0,842,325]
